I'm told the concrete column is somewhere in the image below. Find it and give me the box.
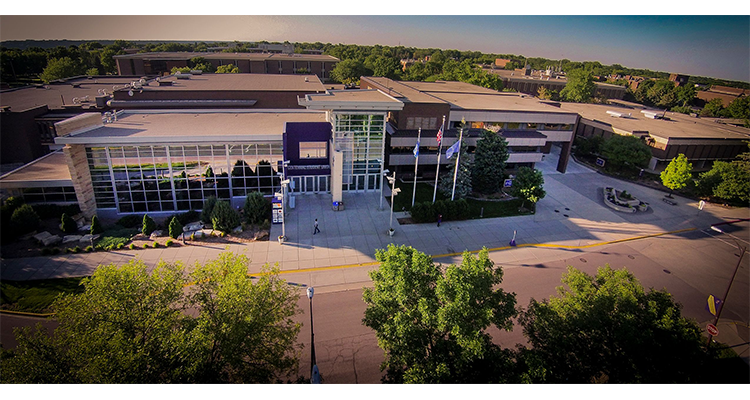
[330,149,343,206]
[556,140,572,174]
[63,144,97,219]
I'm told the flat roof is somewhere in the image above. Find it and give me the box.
[399,80,501,95]
[0,151,72,188]
[361,77,446,104]
[558,101,750,140]
[55,110,328,145]
[136,74,325,92]
[0,76,144,112]
[114,52,339,63]
[299,89,404,111]
[428,91,578,115]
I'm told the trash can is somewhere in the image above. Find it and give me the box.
[338,201,344,211]
[332,201,339,211]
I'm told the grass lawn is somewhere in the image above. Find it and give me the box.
[390,181,531,219]
[1,277,86,313]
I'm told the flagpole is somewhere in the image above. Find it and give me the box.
[451,125,464,201]
[433,116,445,204]
[412,128,421,207]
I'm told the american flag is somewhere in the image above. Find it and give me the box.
[436,126,443,145]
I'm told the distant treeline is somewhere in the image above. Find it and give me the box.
[1,39,747,90]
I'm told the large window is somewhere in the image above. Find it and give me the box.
[300,142,327,159]
[333,113,385,190]
[87,143,283,214]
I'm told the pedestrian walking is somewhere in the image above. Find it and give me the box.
[437,214,442,227]
[313,218,321,234]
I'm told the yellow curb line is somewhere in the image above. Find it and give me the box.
[249,227,698,277]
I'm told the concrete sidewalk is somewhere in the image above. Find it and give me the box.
[2,153,747,282]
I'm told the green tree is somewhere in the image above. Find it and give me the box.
[660,154,693,197]
[185,252,301,382]
[85,67,99,76]
[362,245,517,383]
[211,200,240,233]
[40,57,79,83]
[471,129,509,194]
[330,59,371,85]
[574,135,604,157]
[90,215,104,235]
[519,266,709,383]
[701,98,725,117]
[10,204,40,236]
[142,214,157,236]
[0,253,302,383]
[601,134,652,172]
[200,196,218,225]
[438,141,472,199]
[697,160,750,204]
[365,55,401,80]
[188,57,215,73]
[725,97,750,124]
[61,212,77,234]
[675,85,697,107]
[646,79,678,108]
[215,64,239,74]
[168,216,183,240]
[560,69,596,103]
[510,167,546,210]
[243,192,269,225]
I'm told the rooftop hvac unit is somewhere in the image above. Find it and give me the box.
[176,74,191,80]
[640,109,663,119]
[190,70,203,75]
[606,111,631,118]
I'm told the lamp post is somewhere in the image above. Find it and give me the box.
[706,225,748,348]
[385,171,400,235]
[379,167,389,211]
[307,287,320,384]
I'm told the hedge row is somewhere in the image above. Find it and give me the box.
[410,199,471,223]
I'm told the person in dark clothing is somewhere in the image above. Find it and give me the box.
[314,219,321,234]
[437,214,442,227]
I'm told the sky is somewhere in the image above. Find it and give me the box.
[1,5,749,82]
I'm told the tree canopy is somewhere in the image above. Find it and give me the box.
[660,153,693,195]
[330,59,371,85]
[511,166,546,210]
[39,57,79,83]
[0,252,302,383]
[471,129,509,194]
[560,69,596,103]
[601,134,652,171]
[362,245,517,383]
[518,266,709,383]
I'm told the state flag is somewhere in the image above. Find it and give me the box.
[445,139,460,159]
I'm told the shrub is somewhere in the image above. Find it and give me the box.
[11,204,40,236]
[142,214,157,236]
[211,201,240,233]
[201,196,218,225]
[90,215,104,235]
[41,248,52,255]
[116,214,143,228]
[3,196,25,211]
[142,243,149,249]
[172,210,200,227]
[409,199,471,223]
[165,239,174,247]
[85,246,94,252]
[244,192,269,225]
[152,242,159,248]
[51,247,60,255]
[128,243,136,250]
[168,217,183,239]
[72,246,81,253]
[190,233,196,241]
[116,243,124,250]
[61,213,78,234]
[95,236,131,251]
[261,219,271,230]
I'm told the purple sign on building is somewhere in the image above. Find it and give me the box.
[283,122,332,177]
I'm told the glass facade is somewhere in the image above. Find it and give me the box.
[20,186,78,204]
[332,113,385,192]
[87,143,284,214]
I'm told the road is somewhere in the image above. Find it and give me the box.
[291,222,750,383]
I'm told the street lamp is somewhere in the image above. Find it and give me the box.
[307,287,320,384]
[379,167,389,211]
[706,225,748,348]
[385,171,400,236]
